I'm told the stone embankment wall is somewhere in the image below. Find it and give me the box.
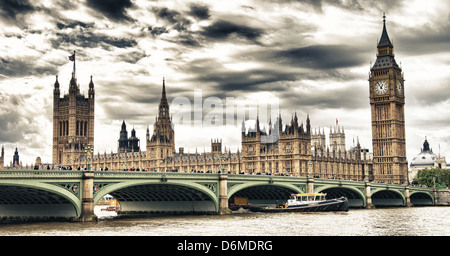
[436,189,450,206]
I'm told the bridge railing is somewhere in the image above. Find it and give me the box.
[0,169,83,178]
[93,171,220,179]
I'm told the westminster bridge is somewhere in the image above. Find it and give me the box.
[0,169,437,221]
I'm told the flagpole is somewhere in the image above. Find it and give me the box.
[73,50,76,78]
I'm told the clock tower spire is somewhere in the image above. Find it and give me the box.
[368,14,407,184]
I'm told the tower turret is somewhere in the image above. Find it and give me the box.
[0,145,4,168]
[52,51,95,165]
[89,75,95,98]
[118,121,128,153]
[13,147,19,167]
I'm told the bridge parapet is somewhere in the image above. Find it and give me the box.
[0,169,83,179]
[93,171,219,180]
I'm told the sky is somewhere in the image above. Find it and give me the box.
[1,0,450,166]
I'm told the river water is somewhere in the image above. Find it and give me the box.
[0,206,448,236]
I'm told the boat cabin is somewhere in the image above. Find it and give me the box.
[287,193,327,206]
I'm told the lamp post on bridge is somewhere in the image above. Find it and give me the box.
[307,161,314,194]
[219,154,227,173]
[218,153,231,214]
[84,144,93,171]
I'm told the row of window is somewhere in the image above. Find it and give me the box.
[59,120,89,136]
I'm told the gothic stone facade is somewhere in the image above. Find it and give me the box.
[52,73,95,165]
[241,115,371,181]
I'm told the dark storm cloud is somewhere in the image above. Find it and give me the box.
[0,0,34,21]
[201,20,263,42]
[176,34,202,47]
[0,57,59,78]
[0,0,87,28]
[153,6,182,24]
[51,31,137,50]
[148,26,168,37]
[151,6,264,47]
[101,104,150,124]
[116,50,147,64]
[56,20,95,30]
[194,68,298,93]
[192,66,360,97]
[86,0,134,22]
[97,79,192,124]
[188,3,211,20]
[264,45,367,70]
[396,20,450,56]
[152,6,193,33]
[174,43,367,95]
[278,84,367,111]
[180,41,366,96]
[97,84,157,123]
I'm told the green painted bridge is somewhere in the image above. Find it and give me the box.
[0,170,436,221]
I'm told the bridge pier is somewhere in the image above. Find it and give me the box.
[78,171,98,222]
[219,173,231,215]
[365,181,375,209]
[404,186,413,207]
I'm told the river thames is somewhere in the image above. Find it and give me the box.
[0,206,448,236]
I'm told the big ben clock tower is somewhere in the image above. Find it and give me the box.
[369,14,407,184]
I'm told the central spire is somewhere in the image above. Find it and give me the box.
[371,13,399,71]
[377,13,393,48]
[162,77,166,100]
[158,77,170,120]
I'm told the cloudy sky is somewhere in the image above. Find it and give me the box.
[1,0,450,166]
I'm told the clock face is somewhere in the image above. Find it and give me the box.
[374,80,388,95]
[396,81,402,95]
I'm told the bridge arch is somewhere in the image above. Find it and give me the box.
[371,189,406,207]
[315,185,366,208]
[0,182,81,218]
[228,182,303,207]
[93,180,219,213]
[409,191,434,206]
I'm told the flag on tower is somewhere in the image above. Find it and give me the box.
[68,51,76,77]
[336,118,338,126]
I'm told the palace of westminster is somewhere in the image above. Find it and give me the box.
[2,16,445,185]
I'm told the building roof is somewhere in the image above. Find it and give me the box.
[377,13,393,48]
[410,150,436,167]
[371,55,400,71]
[410,138,437,167]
